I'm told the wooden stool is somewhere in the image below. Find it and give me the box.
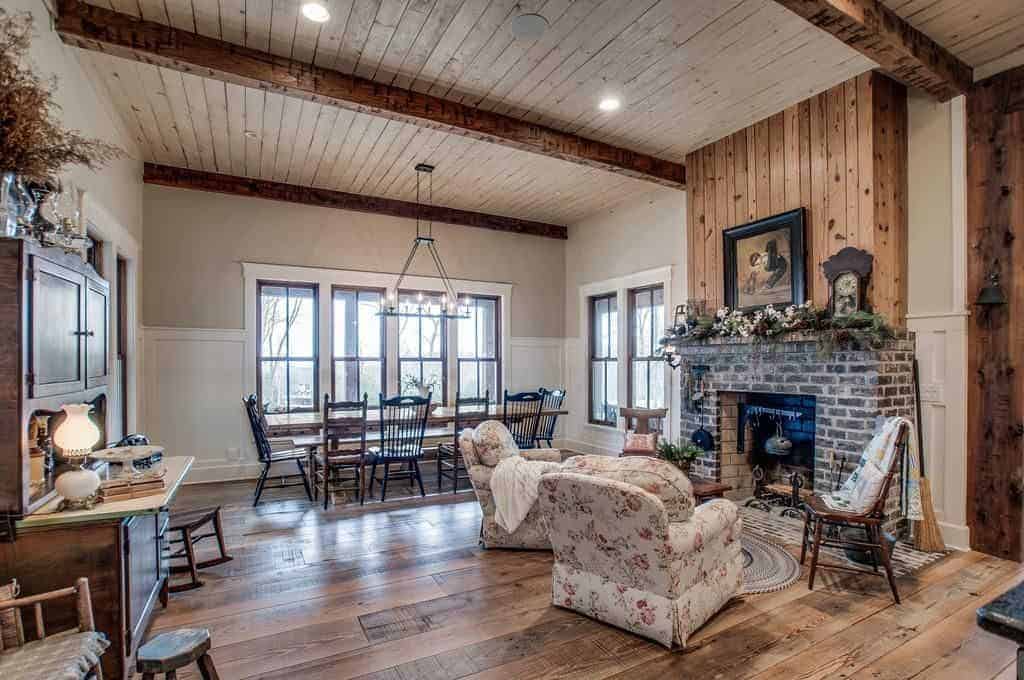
[166,506,233,593]
[137,628,219,680]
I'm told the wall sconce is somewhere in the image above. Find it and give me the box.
[975,272,1007,307]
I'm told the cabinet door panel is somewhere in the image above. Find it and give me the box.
[124,515,161,652]
[86,279,109,388]
[30,257,85,397]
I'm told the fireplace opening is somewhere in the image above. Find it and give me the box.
[724,392,817,514]
[739,393,816,480]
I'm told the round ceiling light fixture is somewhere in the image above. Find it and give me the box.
[510,13,549,41]
[301,2,330,23]
[598,96,621,112]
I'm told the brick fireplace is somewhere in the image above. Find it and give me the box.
[677,332,916,522]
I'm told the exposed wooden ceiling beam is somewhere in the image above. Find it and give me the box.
[143,164,568,239]
[56,0,684,189]
[770,0,973,100]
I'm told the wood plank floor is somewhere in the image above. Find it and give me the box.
[157,475,1024,680]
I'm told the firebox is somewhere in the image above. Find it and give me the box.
[739,393,816,476]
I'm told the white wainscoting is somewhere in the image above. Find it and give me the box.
[907,313,970,549]
[143,327,259,483]
[143,328,567,483]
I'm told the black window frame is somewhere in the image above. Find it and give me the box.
[628,284,665,411]
[256,280,319,414]
[331,285,386,408]
[396,289,448,404]
[456,295,501,403]
[588,292,618,426]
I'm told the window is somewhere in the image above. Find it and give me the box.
[589,293,618,425]
[332,287,385,406]
[258,282,318,413]
[457,296,500,401]
[629,285,665,409]
[398,291,446,401]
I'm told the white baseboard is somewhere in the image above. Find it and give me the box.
[938,521,971,551]
[184,462,265,484]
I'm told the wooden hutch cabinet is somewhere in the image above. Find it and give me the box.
[0,237,174,680]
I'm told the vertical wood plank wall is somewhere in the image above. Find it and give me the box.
[966,65,1024,561]
[686,72,908,324]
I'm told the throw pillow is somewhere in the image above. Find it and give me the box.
[623,430,658,453]
[472,421,520,466]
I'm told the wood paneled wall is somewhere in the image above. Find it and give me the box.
[686,72,908,324]
[966,65,1024,561]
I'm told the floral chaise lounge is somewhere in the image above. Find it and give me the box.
[459,422,563,549]
[539,455,744,648]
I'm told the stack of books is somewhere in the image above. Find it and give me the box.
[99,473,166,502]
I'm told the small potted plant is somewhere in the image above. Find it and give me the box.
[656,439,703,473]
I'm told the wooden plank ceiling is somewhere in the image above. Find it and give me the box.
[77,0,879,224]
[885,0,1024,78]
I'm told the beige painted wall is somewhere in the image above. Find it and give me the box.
[562,188,687,453]
[564,188,687,338]
[142,185,566,337]
[13,0,144,240]
[908,91,955,315]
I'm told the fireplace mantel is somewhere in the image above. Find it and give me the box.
[677,333,915,524]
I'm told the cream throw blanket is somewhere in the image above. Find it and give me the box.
[821,416,922,519]
[491,455,562,533]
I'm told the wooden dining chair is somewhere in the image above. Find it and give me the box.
[367,394,432,502]
[315,393,369,507]
[534,388,566,448]
[502,390,544,450]
[800,421,910,604]
[243,395,312,506]
[437,391,488,493]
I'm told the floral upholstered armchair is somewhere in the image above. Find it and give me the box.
[459,422,563,549]
[538,455,744,649]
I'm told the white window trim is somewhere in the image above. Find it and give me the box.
[578,265,675,440]
[242,262,512,406]
[81,192,141,441]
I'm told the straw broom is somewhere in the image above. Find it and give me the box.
[913,359,946,552]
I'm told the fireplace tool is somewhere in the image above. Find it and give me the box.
[689,365,714,451]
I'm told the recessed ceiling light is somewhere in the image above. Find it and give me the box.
[243,129,258,139]
[598,97,621,112]
[510,13,548,41]
[302,2,330,23]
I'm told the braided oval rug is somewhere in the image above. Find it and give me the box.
[740,532,802,594]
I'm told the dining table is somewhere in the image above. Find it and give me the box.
[266,405,570,499]
[264,405,569,438]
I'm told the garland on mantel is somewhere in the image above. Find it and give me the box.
[658,302,895,367]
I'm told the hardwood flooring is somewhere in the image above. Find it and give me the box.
[156,474,1023,680]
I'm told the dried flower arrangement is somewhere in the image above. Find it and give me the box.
[0,10,121,182]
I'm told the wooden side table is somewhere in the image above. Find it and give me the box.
[690,479,733,503]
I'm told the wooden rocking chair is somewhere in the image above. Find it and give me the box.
[800,422,909,604]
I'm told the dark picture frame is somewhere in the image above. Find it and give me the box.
[722,208,806,311]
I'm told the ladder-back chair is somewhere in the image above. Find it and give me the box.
[316,393,369,507]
